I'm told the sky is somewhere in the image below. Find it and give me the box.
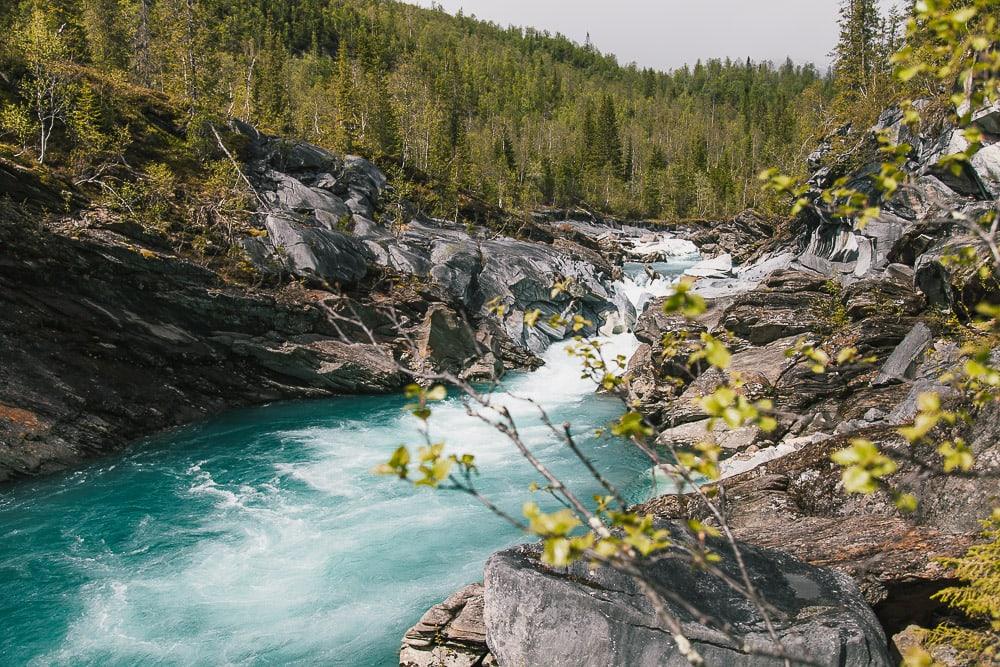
[409,0,902,71]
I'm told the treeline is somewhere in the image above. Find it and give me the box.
[0,0,836,219]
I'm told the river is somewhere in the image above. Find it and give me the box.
[0,255,697,666]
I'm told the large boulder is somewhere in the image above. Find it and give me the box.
[484,531,891,666]
[920,128,991,199]
[228,335,403,392]
[971,142,1000,198]
[263,213,371,286]
[683,253,733,279]
[872,322,933,386]
[673,211,775,264]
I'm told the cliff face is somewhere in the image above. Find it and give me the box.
[0,210,406,482]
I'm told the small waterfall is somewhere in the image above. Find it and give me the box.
[618,255,701,315]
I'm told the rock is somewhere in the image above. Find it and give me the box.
[268,171,352,219]
[684,253,733,278]
[886,341,962,425]
[483,532,891,666]
[400,583,493,667]
[278,141,338,171]
[891,626,963,667]
[863,408,887,423]
[656,418,760,452]
[970,141,1000,198]
[884,263,914,284]
[921,128,990,198]
[626,299,730,423]
[673,212,776,264]
[355,216,626,353]
[842,276,924,321]
[860,213,908,268]
[413,304,498,380]
[872,322,933,386]
[884,176,962,223]
[0,223,407,482]
[239,131,389,285]
[232,336,403,392]
[662,336,798,427]
[913,232,994,310]
[264,213,371,286]
[642,397,1000,632]
[720,270,834,345]
[624,236,699,261]
[971,101,1000,135]
[772,316,916,416]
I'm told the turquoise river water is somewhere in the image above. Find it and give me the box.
[0,258,696,666]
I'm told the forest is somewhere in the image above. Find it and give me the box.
[0,0,854,221]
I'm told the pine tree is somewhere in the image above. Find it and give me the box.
[622,135,634,182]
[81,0,127,70]
[596,94,622,172]
[580,100,599,171]
[832,0,882,105]
[539,156,555,205]
[493,125,516,173]
[926,514,1000,663]
[368,72,401,159]
[334,42,356,152]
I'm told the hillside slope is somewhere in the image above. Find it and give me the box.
[0,0,829,220]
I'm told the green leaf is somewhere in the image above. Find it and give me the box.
[611,411,654,438]
[425,385,447,401]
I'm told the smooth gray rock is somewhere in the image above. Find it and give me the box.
[720,271,834,346]
[414,304,497,380]
[921,129,989,198]
[484,532,891,667]
[861,213,908,266]
[886,341,962,425]
[972,101,1000,135]
[269,172,349,215]
[884,263,914,284]
[873,322,933,386]
[684,253,733,278]
[264,214,370,285]
[282,142,337,171]
[853,235,874,277]
[885,175,961,222]
[971,142,1000,198]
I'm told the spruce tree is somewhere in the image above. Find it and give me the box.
[832,0,882,105]
[334,42,356,152]
[597,94,622,172]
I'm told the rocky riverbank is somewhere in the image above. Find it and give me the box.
[0,124,684,483]
[401,105,1000,665]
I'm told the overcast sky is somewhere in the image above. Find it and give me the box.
[409,0,901,71]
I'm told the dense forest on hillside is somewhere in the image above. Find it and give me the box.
[0,0,840,221]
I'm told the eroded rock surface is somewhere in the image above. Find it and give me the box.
[400,584,494,667]
[484,532,891,667]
